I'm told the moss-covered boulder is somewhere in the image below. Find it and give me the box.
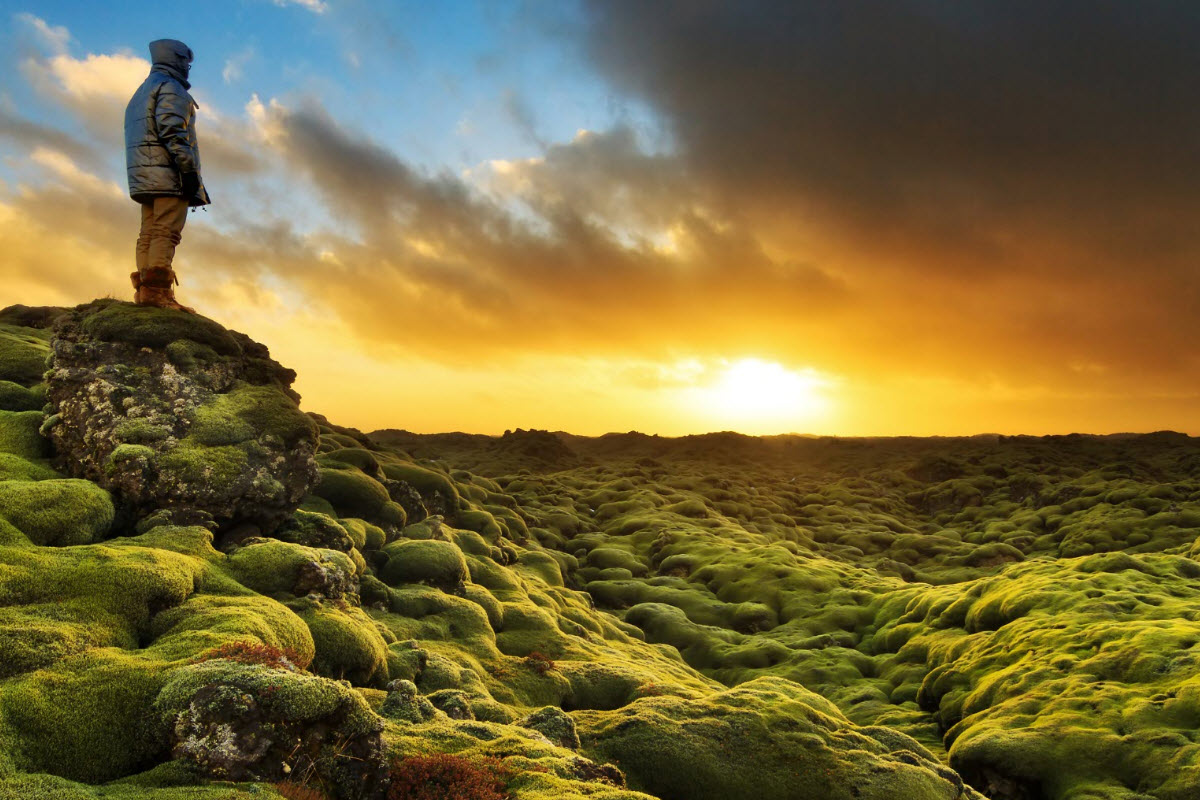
[154,660,386,799]
[0,410,51,461]
[380,678,437,723]
[520,705,580,750]
[227,538,359,600]
[0,322,50,387]
[293,602,390,687]
[379,538,470,594]
[0,479,113,546]
[44,301,319,533]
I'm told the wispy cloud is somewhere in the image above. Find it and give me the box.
[222,47,255,84]
[14,12,69,54]
[273,0,328,14]
[33,51,147,100]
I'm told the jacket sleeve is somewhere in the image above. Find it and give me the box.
[153,82,199,174]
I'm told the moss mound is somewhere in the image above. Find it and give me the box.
[380,538,470,592]
[0,479,113,546]
[0,324,49,387]
[579,677,974,800]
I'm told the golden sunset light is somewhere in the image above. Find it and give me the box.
[682,358,834,434]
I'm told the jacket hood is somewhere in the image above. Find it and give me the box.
[148,39,193,86]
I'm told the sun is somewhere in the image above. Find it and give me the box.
[685,357,833,433]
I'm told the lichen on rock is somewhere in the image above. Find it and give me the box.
[155,660,387,799]
[519,705,580,750]
[45,301,319,533]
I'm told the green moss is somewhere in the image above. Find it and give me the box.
[455,508,503,540]
[0,453,57,482]
[226,539,355,598]
[154,659,382,738]
[0,600,132,678]
[463,584,505,630]
[579,676,964,800]
[188,405,254,447]
[0,773,96,800]
[297,493,338,517]
[380,538,470,591]
[557,662,648,711]
[0,540,204,650]
[0,328,49,387]
[0,518,30,547]
[149,594,316,666]
[399,519,442,540]
[0,410,50,461]
[294,603,390,687]
[111,418,170,446]
[341,517,386,551]
[190,384,317,447]
[386,643,429,683]
[0,381,41,412]
[2,388,1197,799]
[78,302,242,355]
[273,510,354,552]
[0,479,113,546]
[108,443,156,473]
[380,678,437,723]
[314,466,393,521]
[0,648,169,783]
[381,462,460,506]
[585,547,647,576]
[321,447,383,474]
[377,501,408,529]
[158,443,249,490]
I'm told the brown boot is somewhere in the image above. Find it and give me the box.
[136,267,195,314]
[130,271,143,303]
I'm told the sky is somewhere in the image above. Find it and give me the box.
[0,1,1196,437]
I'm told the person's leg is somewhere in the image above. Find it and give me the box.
[135,201,153,272]
[145,195,190,273]
[138,195,195,313]
[133,201,153,300]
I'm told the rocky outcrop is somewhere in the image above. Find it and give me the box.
[157,661,387,800]
[519,705,580,750]
[488,428,581,470]
[44,300,319,533]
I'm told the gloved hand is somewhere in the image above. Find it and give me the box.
[180,171,200,199]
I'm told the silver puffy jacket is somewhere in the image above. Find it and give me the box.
[123,39,210,206]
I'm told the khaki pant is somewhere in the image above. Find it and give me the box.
[135,196,189,273]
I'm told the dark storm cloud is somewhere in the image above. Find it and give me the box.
[582,1,1200,254]
[577,0,1200,385]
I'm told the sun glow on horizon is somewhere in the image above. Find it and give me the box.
[682,357,836,434]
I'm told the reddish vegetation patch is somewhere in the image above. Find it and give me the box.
[275,782,330,800]
[522,651,556,675]
[388,753,514,800]
[191,640,307,671]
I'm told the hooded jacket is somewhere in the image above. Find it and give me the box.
[124,39,210,206]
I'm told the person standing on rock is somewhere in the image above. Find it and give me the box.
[124,39,210,313]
